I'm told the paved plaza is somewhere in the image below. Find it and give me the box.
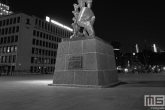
[0,73,165,110]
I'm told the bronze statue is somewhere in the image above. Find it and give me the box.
[70,0,95,38]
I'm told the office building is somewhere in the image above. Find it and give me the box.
[0,12,73,75]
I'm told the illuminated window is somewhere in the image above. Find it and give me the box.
[3,47,7,53]
[14,45,17,52]
[10,46,14,52]
[7,46,10,52]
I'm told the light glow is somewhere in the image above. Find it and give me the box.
[153,44,157,53]
[135,44,139,53]
[46,16,73,32]
[46,16,50,22]
[114,48,120,50]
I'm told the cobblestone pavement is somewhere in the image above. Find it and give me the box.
[0,73,165,110]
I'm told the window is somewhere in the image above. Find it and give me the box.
[0,37,4,44]
[11,36,14,43]
[0,20,2,27]
[32,39,35,45]
[7,37,10,43]
[16,26,19,33]
[43,41,45,47]
[39,49,41,55]
[35,48,38,54]
[43,33,46,39]
[30,66,34,73]
[6,19,9,25]
[15,35,18,42]
[9,55,12,63]
[46,42,48,47]
[10,46,14,52]
[3,20,6,26]
[33,30,36,36]
[42,49,45,55]
[35,19,38,26]
[9,27,12,34]
[41,21,44,29]
[14,45,17,52]
[10,18,13,25]
[37,31,39,37]
[32,47,35,54]
[1,28,4,35]
[5,56,7,63]
[17,17,20,23]
[38,20,41,27]
[5,28,8,34]
[46,34,48,39]
[13,18,17,24]
[31,57,34,63]
[26,18,30,25]
[40,40,42,46]
[4,37,7,44]
[7,46,10,53]
[36,40,39,45]
[12,26,15,33]
[13,55,16,63]
[40,32,43,38]
[49,35,51,40]
[3,47,7,53]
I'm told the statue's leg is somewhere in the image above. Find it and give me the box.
[84,21,95,36]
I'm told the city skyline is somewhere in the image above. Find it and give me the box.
[3,0,165,53]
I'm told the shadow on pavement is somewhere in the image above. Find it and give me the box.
[114,80,165,87]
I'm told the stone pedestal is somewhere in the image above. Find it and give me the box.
[52,37,118,87]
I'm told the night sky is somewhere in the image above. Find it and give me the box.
[3,0,165,53]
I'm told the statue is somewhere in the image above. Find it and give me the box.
[70,0,95,38]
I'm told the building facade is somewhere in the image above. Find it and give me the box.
[0,13,72,75]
